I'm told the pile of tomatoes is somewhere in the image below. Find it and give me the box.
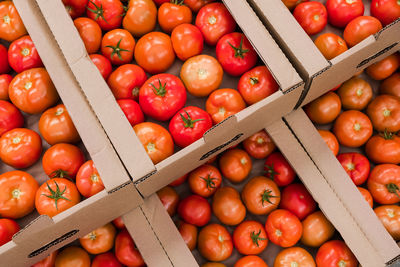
[304,52,400,242]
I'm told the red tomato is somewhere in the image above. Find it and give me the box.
[90,54,112,80]
[235,255,268,267]
[318,129,339,156]
[279,183,317,220]
[112,217,125,229]
[264,152,296,187]
[265,209,303,247]
[157,186,179,216]
[233,220,268,255]
[316,240,358,267]
[0,218,19,246]
[171,23,204,61]
[178,194,211,226]
[293,2,328,35]
[101,29,135,65]
[198,223,233,262]
[367,164,400,205]
[0,74,12,100]
[344,16,383,47]
[74,17,102,54]
[219,149,252,183]
[365,132,400,164]
[123,0,157,38]
[314,33,348,60]
[169,173,188,187]
[184,0,216,12]
[274,247,316,267]
[153,0,169,6]
[336,152,370,185]
[139,73,186,121]
[188,164,222,198]
[195,3,236,46]
[62,0,88,19]
[92,252,122,267]
[367,94,400,132]
[86,0,124,31]
[366,53,400,81]
[243,130,276,159]
[358,187,373,208]
[371,0,400,26]
[326,0,364,28]
[0,44,10,74]
[76,160,105,198]
[282,0,308,10]
[31,250,58,267]
[0,100,24,136]
[206,88,246,124]
[115,229,145,267]
[158,1,193,34]
[117,99,144,126]
[0,1,27,42]
[178,221,198,251]
[107,64,147,100]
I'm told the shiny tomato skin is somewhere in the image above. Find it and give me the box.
[243,130,276,159]
[279,183,317,220]
[366,53,400,81]
[233,220,268,255]
[304,92,341,124]
[314,33,348,60]
[344,16,383,47]
[74,17,102,54]
[206,88,246,124]
[8,35,43,73]
[178,221,198,251]
[265,209,302,247]
[76,160,105,198]
[112,217,125,229]
[86,0,124,31]
[31,250,58,267]
[123,0,157,38]
[188,164,222,198]
[91,252,122,267]
[293,2,327,35]
[169,173,188,187]
[367,94,400,132]
[326,0,364,28]
[178,194,211,226]
[337,76,373,110]
[374,205,400,241]
[366,133,400,164]
[158,2,192,34]
[62,0,88,19]
[101,29,135,65]
[115,229,145,267]
[371,0,400,26]
[0,218,19,246]
[316,240,358,267]
[171,23,204,61]
[264,152,296,187]
[0,1,27,42]
[0,100,24,136]
[301,211,335,247]
[0,45,9,75]
[117,99,144,126]
[90,54,112,80]
[55,246,90,267]
[318,129,339,156]
[79,223,116,254]
[198,223,233,262]
[358,187,373,208]
[274,247,316,267]
[380,73,400,97]
[212,186,246,226]
[157,186,179,216]
[0,74,12,100]
[367,164,400,205]
[234,255,268,267]
[336,152,370,185]
[107,64,147,100]
[219,149,252,183]
[184,0,216,12]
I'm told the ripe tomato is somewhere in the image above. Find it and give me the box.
[107,64,147,100]
[367,164,400,205]
[171,23,204,61]
[169,106,213,148]
[184,0,216,12]
[198,223,233,262]
[55,246,90,267]
[0,128,42,169]
[0,100,24,136]
[117,99,144,126]
[178,221,198,251]
[90,54,112,80]
[91,252,122,267]
[169,173,188,187]
[280,183,317,220]
[293,2,327,35]
[337,76,373,110]
[314,33,348,60]
[115,229,145,267]
[367,94,400,132]
[371,0,400,26]
[0,45,9,75]
[123,0,157,37]
[318,129,339,156]
[152,0,169,5]
[281,0,308,10]
[243,130,276,159]
[219,149,252,183]
[62,0,88,19]
[374,205,400,241]
[195,3,236,46]
[157,186,179,216]
[0,218,19,246]
[265,209,302,247]
[139,73,186,121]
[203,263,227,267]
[380,73,400,97]
[39,104,80,145]
[0,74,12,100]
[86,0,123,31]
[133,122,174,164]
[358,187,373,208]
[206,88,246,124]
[188,164,222,198]
[264,152,296,186]
[233,220,268,255]
[8,35,43,73]
[112,217,125,229]
[158,1,192,34]
[80,223,116,254]
[180,54,223,97]
[0,1,27,42]
[366,53,400,80]
[366,132,400,164]
[134,32,175,74]
[74,17,102,54]
[344,16,382,47]
[31,250,58,267]
[274,247,316,267]
[9,68,59,114]
[337,152,370,185]
[304,92,341,124]
[234,255,268,267]
[242,176,280,215]
[101,29,135,65]
[316,240,358,267]
[76,160,105,198]
[326,0,364,28]
[333,110,373,147]
[42,143,85,179]
[212,186,246,226]
[178,194,211,226]
[35,178,80,217]
[301,211,335,247]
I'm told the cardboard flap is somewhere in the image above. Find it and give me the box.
[12,216,53,245]
[203,116,239,143]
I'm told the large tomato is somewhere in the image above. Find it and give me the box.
[274,247,316,267]
[76,160,105,198]
[304,92,341,124]
[203,263,227,267]
[0,128,42,169]
[0,171,38,219]
[212,187,246,226]
[206,88,246,124]
[101,29,135,65]
[156,186,179,216]
[264,152,296,187]
[171,23,204,61]
[117,99,144,126]
[366,53,400,81]
[316,240,358,267]
[279,183,317,220]
[380,73,400,97]
[243,130,276,159]
[367,164,400,205]
[219,149,252,183]
[358,187,373,208]
[178,194,211,226]
[374,205,400,241]
[198,224,233,262]
[184,0,215,12]
[371,0,400,26]
[326,0,364,28]
[62,0,88,19]
[0,45,9,75]
[79,223,116,254]
[0,74,12,100]
[188,164,222,198]
[90,54,112,80]
[91,252,122,267]
[74,17,102,54]
[115,229,145,267]
[293,2,327,35]
[31,250,58,267]
[55,246,90,267]
[0,100,24,136]
[337,76,373,110]
[107,64,147,100]
[234,255,268,267]
[367,94,400,132]
[318,129,339,156]
[337,152,370,185]
[344,16,383,47]
[314,33,348,60]
[265,209,302,247]
[178,221,198,251]
[8,35,43,73]
[301,211,335,247]
[0,1,27,42]
[233,220,268,255]
[0,218,19,246]
[86,0,124,31]
[158,1,192,33]
[366,132,400,164]
[123,0,157,37]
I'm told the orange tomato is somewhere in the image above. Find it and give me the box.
[158,1,192,33]
[314,33,348,60]
[79,223,116,254]
[234,255,268,267]
[219,149,252,183]
[0,74,12,100]
[212,187,246,226]
[358,187,373,208]
[31,250,58,267]
[366,54,400,80]
[316,240,358,267]
[282,0,308,10]
[76,160,105,198]
[367,164,400,205]
[243,130,276,159]
[344,16,382,47]
[304,92,341,124]
[101,29,135,65]
[55,246,90,267]
[380,73,400,97]
[318,129,339,156]
[0,1,27,42]
[184,0,216,12]
[265,209,302,247]
[365,132,400,164]
[123,0,157,37]
[178,221,198,251]
[206,88,246,124]
[301,211,335,247]
[171,23,204,61]
[374,205,400,241]
[188,164,222,198]
[274,247,315,267]
[337,76,373,110]
[156,186,179,216]
[198,223,233,262]
[73,17,102,54]
[367,94,400,132]
[233,220,268,255]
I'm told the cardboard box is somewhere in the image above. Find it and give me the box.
[33,0,305,198]
[248,0,400,108]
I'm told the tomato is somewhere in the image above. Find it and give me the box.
[55,246,90,267]
[42,143,85,179]
[76,160,105,198]
[366,53,400,80]
[101,29,135,65]
[293,2,327,35]
[9,68,59,114]
[0,74,12,100]
[0,1,27,42]
[158,1,192,34]
[318,130,339,156]
[212,187,246,226]
[203,263,227,267]
[333,110,373,147]
[123,0,157,37]
[206,88,246,124]
[0,218,19,246]
[198,223,233,262]
[371,0,400,26]
[133,122,174,164]
[380,73,400,97]
[264,152,296,186]
[112,217,125,229]
[367,164,400,205]
[301,211,335,247]
[115,229,145,267]
[367,94,400,132]
[134,32,175,74]
[337,76,373,110]
[374,205,400,241]
[281,0,308,10]
[184,0,215,12]
[178,221,198,251]
[336,152,370,185]
[169,106,212,148]
[233,220,268,255]
[195,3,236,46]
[316,240,358,267]
[243,130,276,159]
[90,54,112,80]
[8,35,43,73]
[107,64,147,100]
[0,128,42,169]
[358,187,373,208]
[178,194,211,226]
[31,250,58,267]
[366,132,400,164]
[169,173,188,187]
[280,183,316,220]
[152,0,169,6]
[171,23,204,61]
[86,0,124,31]
[62,0,88,19]
[188,164,222,198]
[39,104,80,145]
[0,44,9,75]
[265,209,302,247]
[242,176,280,215]
[219,149,252,183]
[344,16,383,47]
[157,186,179,216]
[304,92,341,124]
[234,255,268,267]
[117,99,144,126]
[274,247,316,267]
[0,100,24,136]
[314,33,348,60]
[74,17,102,54]
[35,178,80,217]
[326,0,364,28]
[91,252,122,267]
[80,223,116,254]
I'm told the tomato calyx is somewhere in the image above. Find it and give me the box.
[179,109,204,128]
[291,262,299,267]
[21,48,30,56]
[261,189,278,206]
[250,77,259,85]
[200,174,218,191]
[250,229,267,247]
[338,260,347,267]
[383,108,392,118]
[150,79,167,97]
[386,183,400,200]
[88,231,97,240]
[3,15,10,24]
[91,174,100,183]
[105,39,130,61]
[11,188,21,199]
[49,170,70,179]
[228,37,249,59]
[87,0,109,23]
[380,129,395,140]
[346,162,355,171]
[42,181,71,211]
[170,0,185,5]
[264,164,279,180]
